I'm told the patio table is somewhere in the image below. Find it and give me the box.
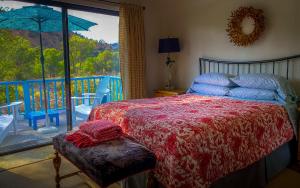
[28,110,60,130]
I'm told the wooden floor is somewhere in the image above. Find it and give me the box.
[0,146,118,188]
[0,146,299,188]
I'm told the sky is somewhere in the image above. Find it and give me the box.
[0,0,119,43]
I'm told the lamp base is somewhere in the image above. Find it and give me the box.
[165,59,175,91]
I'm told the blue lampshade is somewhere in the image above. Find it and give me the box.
[158,38,180,53]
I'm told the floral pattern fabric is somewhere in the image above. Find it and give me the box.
[89,94,293,188]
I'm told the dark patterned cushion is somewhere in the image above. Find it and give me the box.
[53,134,156,187]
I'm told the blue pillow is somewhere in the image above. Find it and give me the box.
[228,87,278,101]
[230,74,298,102]
[230,74,278,90]
[276,77,298,103]
[189,83,230,96]
[194,73,236,87]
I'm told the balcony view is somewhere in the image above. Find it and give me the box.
[0,1,121,154]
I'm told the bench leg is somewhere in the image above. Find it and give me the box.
[53,151,62,188]
[147,172,159,188]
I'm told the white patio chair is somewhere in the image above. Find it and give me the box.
[0,101,23,144]
[72,77,110,125]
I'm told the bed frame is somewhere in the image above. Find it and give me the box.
[199,54,300,79]
[198,54,300,187]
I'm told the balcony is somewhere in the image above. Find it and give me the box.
[0,75,122,154]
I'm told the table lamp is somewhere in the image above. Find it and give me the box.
[158,37,180,90]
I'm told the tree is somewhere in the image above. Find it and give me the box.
[96,50,113,74]
[0,31,39,81]
[0,30,15,80]
[43,48,64,77]
[111,51,120,74]
[81,50,120,76]
[81,57,95,75]
[69,35,97,75]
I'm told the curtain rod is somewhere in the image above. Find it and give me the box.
[97,0,146,10]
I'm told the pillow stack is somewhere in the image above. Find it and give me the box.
[188,73,235,96]
[188,73,298,103]
[230,73,298,102]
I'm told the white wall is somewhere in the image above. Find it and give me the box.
[143,0,300,95]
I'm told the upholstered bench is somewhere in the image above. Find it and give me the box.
[52,134,156,188]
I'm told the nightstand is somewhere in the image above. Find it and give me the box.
[154,89,186,97]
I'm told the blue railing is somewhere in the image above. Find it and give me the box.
[0,75,122,116]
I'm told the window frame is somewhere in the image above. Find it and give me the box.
[18,0,119,16]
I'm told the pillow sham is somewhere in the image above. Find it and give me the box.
[194,73,236,87]
[230,73,298,102]
[228,87,278,101]
[276,77,298,102]
[189,83,230,96]
[230,73,278,90]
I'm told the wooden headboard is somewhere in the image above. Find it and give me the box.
[199,54,300,80]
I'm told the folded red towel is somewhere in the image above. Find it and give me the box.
[79,120,122,139]
[65,120,123,148]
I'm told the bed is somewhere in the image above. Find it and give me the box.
[89,55,300,188]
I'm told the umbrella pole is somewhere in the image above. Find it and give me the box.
[39,28,50,128]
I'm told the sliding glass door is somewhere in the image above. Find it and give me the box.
[67,9,122,128]
[0,0,120,155]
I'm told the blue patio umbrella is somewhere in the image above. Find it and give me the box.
[0,5,97,131]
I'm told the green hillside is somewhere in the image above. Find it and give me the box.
[0,30,120,82]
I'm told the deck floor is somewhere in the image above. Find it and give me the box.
[0,111,84,154]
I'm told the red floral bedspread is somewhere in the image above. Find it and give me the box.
[89,94,293,188]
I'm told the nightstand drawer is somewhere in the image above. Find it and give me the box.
[154,89,185,97]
